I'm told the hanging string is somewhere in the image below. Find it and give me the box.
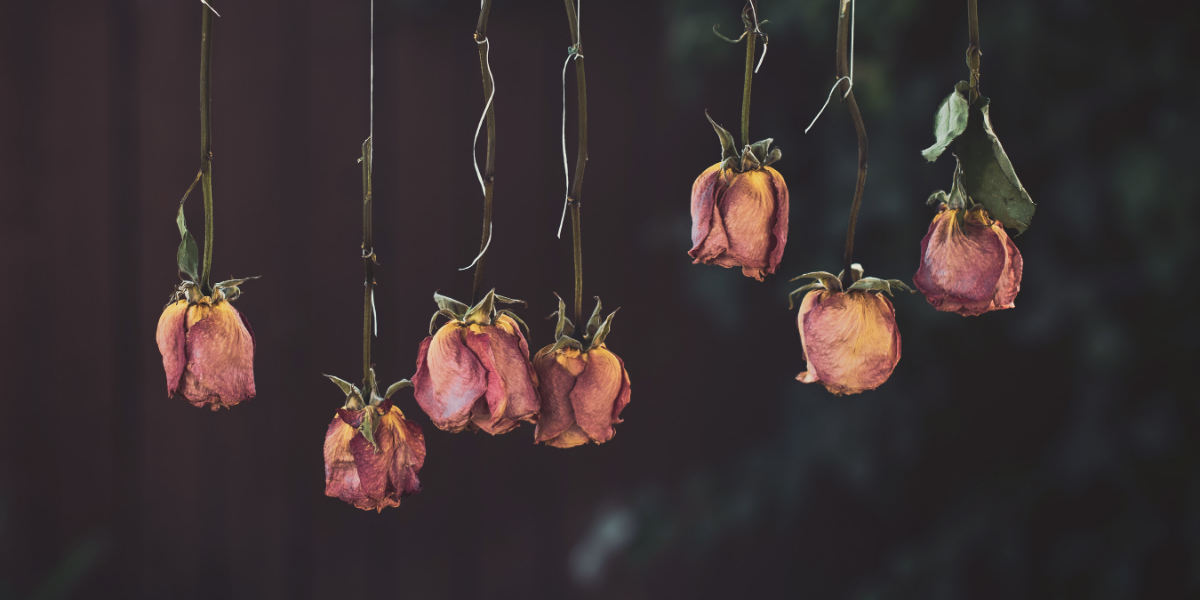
[472,36,494,196]
[804,0,855,134]
[557,0,583,238]
[201,0,221,17]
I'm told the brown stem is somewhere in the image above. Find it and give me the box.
[565,0,587,324]
[967,0,981,102]
[471,0,495,304]
[199,5,214,294]
[362,137,374,386]
[836,0,867,288]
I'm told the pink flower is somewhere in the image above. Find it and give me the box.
[324,399,425,512]
[913,205,1023,316]
[690,164,789,281]
[533,345,630,448]
[790,269,908,396]
[156,282,255,410]
[412,291,539,434]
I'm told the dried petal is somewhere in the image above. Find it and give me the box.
[325,402,425,512]
[532,345,587,444]
[689,165,789,281]
[464,315,540,434]
[796,290,901,395]
[156,300,189,398]
[157,300,256,410]
[413,322,487,432]
[913,206,1023,316]
[534,345,630,448]
[570,347,625,443]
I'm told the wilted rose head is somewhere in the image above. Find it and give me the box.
[323,372,425,512]
[156,279,256,410]
[533,295,630,448]
[914,200,1023,317]
[412,290,539,434]
[788,267,912,396]
[689,113,789,282]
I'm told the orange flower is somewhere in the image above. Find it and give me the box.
[155,280,255,410]
[789,268,911,395]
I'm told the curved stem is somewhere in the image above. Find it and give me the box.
[741,30,755,148]
[362,138,374,386]
[471,0,495,304]
[565,0,587,324]
[836,0,868,288]
[966,0,981,103]
[199,6,214,294]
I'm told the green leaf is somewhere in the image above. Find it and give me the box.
[789,271,842,293]
[175,203,200,282]
[921,83,970,162]
[434,292,469,317]
[787,282,822,310]
[550,334,583,354]
[588,309,618,349]
[429,308,459,335]
[846,277,895,295]
[956,97,1036,233]
[926,190,950,206]
[550,293,574,340]
[493,293,526,306]
[705,111,739,163]
[464,289,496,325]
[384,379,412,399]
[885,279,915,294]
[359,408,381,453]
[324,374,361,400]
[498,309,530,336]
[761,147,782,168]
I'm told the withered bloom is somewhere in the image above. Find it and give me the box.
[323,373,425,512]
[534,296,630,448]
[788,267,911,396]
[689,114,789,281]
[413,290,539,434]
[913,202,1023,316]
[156,279,256,410]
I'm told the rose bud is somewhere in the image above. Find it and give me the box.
[913,189,1023,316]
[689,113,789,282]
[412,289,539,434]
[788,267,913,396]
[533,296,630,448]
[323,372,425,512]
[156,279,256,410]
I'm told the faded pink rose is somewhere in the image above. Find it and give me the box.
[913,205,1023,316]
[690,164,789,281]
[413,311,539,435]
[533,344,630,448]
[156,288,255,410]
[795,283,902,396]
[324,400,425,512]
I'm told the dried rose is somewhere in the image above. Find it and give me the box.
[913,202,1023,317]
[156,279,256,410]
[533,296,630,448]
[323,372,425,512]
[412,290,539,434]
[788,267,912,396]
[689,113,789,281]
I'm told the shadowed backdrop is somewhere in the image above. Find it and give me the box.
[1,0,1198,598]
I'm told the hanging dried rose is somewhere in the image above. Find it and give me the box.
[533,295,630,448]
[913,188,1023,316]
[323,371,425,512]
[689,114,789,282]
[788,267,912,396]
[412,290,539,435]
[156,279,256,410]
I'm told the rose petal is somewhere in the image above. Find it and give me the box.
[544,424,591,449]
[689,164,725,261]
[181,301,256,409]
[533,346,586,443]
[156,300,189,398]
[914,208,1008,316]
[764,167,790,276]
[993,224,1023,310]
[719,169,776,274]
[413,323,487,432]
[323,415,366,507]
[571,347,624,443]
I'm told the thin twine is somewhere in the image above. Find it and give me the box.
[201,0,221,17]
[557,0,583,239]
[804,0,855,134]
[462,4,496,271]
[747,0,767,73]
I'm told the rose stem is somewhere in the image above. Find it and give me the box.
[836,0,868,288]
[199,5,214,294]
[470,0,495,305]
[967,0,981,103]
[740,2,757,148]
[362,137,374,387]
[564,0,587,324]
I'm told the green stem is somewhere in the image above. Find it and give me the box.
[565,0,587,324]
[966,0,981,103]
[741,29,755,148]
[362,138,374,386]
[471,0,495,304]
[835,0,868,288]
[199,6,214,294]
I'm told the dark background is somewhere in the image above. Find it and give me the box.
[2,0,1198,598]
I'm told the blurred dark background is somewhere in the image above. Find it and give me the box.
[2,0,1198,598]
